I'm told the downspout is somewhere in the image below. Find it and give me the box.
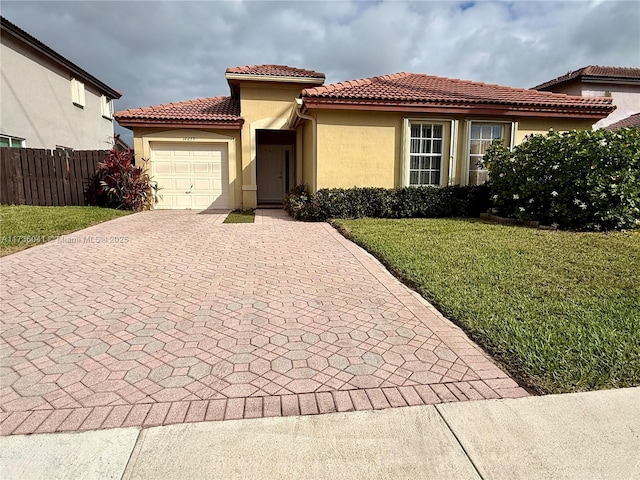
[294,98,317,192]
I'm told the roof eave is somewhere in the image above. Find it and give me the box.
[301,98,614,119]
[225,73,325,86]
[581,76,640,86]
[534,74,640,91]
[1,17,122,99]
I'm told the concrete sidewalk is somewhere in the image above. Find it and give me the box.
[1,387,638,480]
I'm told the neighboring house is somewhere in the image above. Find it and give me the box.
[113,134,132,152]
[115,64,613,211]
[604,112,640,131]
[533,66,640,129]
[0,16,121,150]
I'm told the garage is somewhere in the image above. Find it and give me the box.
[150,142,229,210]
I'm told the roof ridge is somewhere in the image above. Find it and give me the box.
[114,96,241,125]
[302,72,412,96]
[300,70,614,113]
[533,65,640,90]
[225,64,325,78]
[409,73,621,102]
[119,96,231,114]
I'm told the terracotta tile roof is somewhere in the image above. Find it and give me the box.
[533,66,640,90]
[301,72,614,116]
[604,113,640,131]
[225,64,325,79]
[115,96,242,127]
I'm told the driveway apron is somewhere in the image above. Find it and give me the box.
[0,210,527,435]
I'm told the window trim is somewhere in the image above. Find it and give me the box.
[71,78,86,108]
[101,95,113,119]
[0,134,26,148]
[463,120,514,186]
[402,118,449,188]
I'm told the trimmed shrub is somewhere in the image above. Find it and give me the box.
[483,127,640,231]
[284,184,490,221]
[93,146,159,211]
[283,184,320,221]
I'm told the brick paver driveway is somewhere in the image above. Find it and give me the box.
[0,210,527,435]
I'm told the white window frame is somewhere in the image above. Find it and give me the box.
[101,95,113,119]
[402,118,449,187]
[463,120,514,186]
[71,78,86,108]
[0,134,25,148]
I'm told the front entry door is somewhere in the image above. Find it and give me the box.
[257,145,288,204]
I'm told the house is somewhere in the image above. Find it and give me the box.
[533,66,640,130]
[604,113,640,131]
[115,65,614,211]
[0,16,121,150]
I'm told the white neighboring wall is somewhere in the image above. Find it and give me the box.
[0,33,115,150]
[586,84,640,129]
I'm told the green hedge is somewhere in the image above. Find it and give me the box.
[483,127,640,231]
[284,184,490,221]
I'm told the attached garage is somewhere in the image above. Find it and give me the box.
[150,142,229,210]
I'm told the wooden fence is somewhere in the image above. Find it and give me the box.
[0,148,108,206]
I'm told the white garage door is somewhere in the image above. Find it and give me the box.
[150,142,229,209]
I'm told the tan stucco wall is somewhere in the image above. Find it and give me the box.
[305,110,599,190]
[131,127,243,210]
[1,34,115,150]
[514,118,595,143]
[238,83,309,208]
[127,103,601,210]
[315,110,403,189]
[299,118,315,189]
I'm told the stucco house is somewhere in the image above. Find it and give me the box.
[0,16,121,150]
[533,66,640,130]
[115,65,614,211]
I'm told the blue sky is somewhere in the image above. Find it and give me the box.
[2,0,639,143]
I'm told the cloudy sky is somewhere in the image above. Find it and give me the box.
[3,0,639,143]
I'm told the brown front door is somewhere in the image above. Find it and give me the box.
[257,145,291,204]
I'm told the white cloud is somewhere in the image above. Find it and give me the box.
[1,0,638,143]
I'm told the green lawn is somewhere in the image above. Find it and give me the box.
[0,205,130,256]
[334,218,640,394]
[223,210,255,224]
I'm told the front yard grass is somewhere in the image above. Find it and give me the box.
[334,218,640,394]
[0,205,130,256]
[223,210,255,224]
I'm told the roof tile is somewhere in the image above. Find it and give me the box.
[114,96,241,124]
[302,72,614,112]
[605,113,640,131]
[225,64,325,79]
[533,66,640,90]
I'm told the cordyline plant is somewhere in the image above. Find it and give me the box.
[95,144,159,211]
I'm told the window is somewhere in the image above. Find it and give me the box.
[71,78,85,107]
[101,95,113,119]
[468,123,504,185]
[0,134,25,148]
[408,122,444,186]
